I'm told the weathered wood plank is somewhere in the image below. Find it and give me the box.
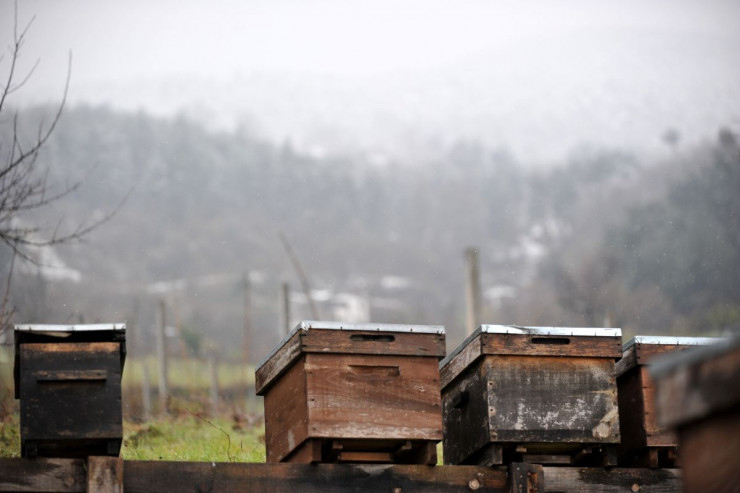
[123,462,509,493]
[481,334,622,359]
[301,329,446,358]
[614,346,637,377]
[678,409,740,493]
[86,456,123,493]
[19,342,123,458]
[484,356,620,444]
[263,356,309,462]
[305,353,443,441]
[255,331,302,395]
[509,463,544,493]
[0,458,86,492]
[639,367,676,448]
[442,363,490,465]
[542,467,682,493]
[440,337,483,389]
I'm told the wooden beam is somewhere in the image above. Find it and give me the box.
[542,467,681,492]
[86,456,123,493]
[123,462,508,493]
[0,458,85,492]
[1,459,686,493]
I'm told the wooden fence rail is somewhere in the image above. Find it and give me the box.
[0,457,681,493]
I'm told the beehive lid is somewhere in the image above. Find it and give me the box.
[255,320,446,395]
[623,336,720,351]
[617,335,724,375]
[440,325,622,389]
[14,324,126,398]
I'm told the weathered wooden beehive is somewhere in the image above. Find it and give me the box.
[616,335,720,467]
[255,320,446,464]
[13,324,126,458]
[440,325,622,466]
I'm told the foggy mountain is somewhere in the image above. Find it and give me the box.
[19,27,740,166]
[4,105,738,358]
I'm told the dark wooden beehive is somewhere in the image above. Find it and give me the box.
[13,324,126,458]
[440,325,622,466]
[255,321,446,464]
[615,335,720,468]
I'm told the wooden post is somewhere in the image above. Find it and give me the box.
[208,348,219,418]
[509,463,543,493]
[242,272,252,366]
[281,282,291,337]
[155,299,169,415]
[242,271,252,412]
[141,363,152,421]
[87,456,123,493]
[465,247,481,336]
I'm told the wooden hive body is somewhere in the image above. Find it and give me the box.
[13,324,126,458]
[256,321,446,464]
[615,336,720,467]
[440,325,622,466]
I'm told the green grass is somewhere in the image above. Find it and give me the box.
[0,414,266,462]
[0,414,20,458]
[122,415,265,462]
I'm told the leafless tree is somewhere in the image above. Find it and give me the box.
[0,3,125,336]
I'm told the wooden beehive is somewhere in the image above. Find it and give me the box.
[616,335,720,468]
[440,325,622,466]
[255,321,446,464]
[650,335,739,493]
[13,324,126,458]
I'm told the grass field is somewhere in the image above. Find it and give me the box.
[0,414,266,462]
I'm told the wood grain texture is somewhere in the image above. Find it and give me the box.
[255,331,302,395]
[440,337,483,390]
[616,366,647,454]
[542,467,681,493]
[634,344,685,365]
[86,456,123,493]
[679,409,740,493]
[0,458,85,492]
[442,363,491,465]
[481,334,622,359]
[615,346,638,377]
[18,342,122,458]
[484,356,620,445]
[305,353,443,441]
[258,330,446,395]
[123,462,510,493]
[640,367,677,448]
[301,329,446,358]
[263,357,309,462]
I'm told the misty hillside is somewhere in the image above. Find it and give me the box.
[3,105,739,357]
[56,28,740,166]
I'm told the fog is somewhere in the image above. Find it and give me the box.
[1,0,739,361]
[3,0,739,162]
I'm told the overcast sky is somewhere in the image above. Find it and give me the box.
[2,0,739,163]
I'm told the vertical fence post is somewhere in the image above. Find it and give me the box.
[208,348,219,418]
[242,271,254,413]
[155,299,169,415]
[281,282,291,337]
[465,247,481,336]
[141,363,152,421]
